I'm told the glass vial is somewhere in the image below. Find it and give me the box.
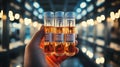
[65,12,76,56]
[54,11,65,56]
[44,12,54,55]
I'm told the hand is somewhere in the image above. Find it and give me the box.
[24,25,79,67]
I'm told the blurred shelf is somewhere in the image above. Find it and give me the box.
[78,38,120,66]
[0,41,25,59]
[111,38,120,45]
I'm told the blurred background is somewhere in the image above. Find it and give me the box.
[0,0,120,67]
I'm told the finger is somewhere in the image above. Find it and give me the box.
[57,47,79,63]
[56,55,69,64]
[75,47,79,54]
[46,56,60,67]
[30,25,44,46]
[75,40,78,46]
[75,34,77,39]
[50,55,69,64]
[52,47,79,64]
[40,37,44,49]
[48,47,79,64]
[46,55,61,65]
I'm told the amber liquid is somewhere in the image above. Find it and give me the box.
[44,26,54,55]
[65,26,76,56]
[54,27,65,56]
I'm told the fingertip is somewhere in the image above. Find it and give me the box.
[75,34,77,38]
[30,25,45,45]
[75,40,78,46]
[40,38,44,49]
[39,25,44,31]
[75,47,79,54]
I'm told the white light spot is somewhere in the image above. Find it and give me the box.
[38,8,43,13]
[33,2,40,8]
[86,50,93,59]
[81,47,87,53]
[76,8,81,13]
[80,2,87,8]
[15,13,20,20]
[76,14,82,19]
[38,14,43,19]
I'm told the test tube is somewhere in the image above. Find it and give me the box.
[65,12,76,56]
[44,12,54,55]
[54,11,65,56]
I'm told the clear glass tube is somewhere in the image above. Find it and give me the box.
[44,12,54,55]
[65,12,76,56]
[54,11,65,56]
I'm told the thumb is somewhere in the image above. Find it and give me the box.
[29,25,45,46]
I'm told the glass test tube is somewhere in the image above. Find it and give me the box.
[54,11,65,56]
[44,12,54,55]
[65,12,76,56]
